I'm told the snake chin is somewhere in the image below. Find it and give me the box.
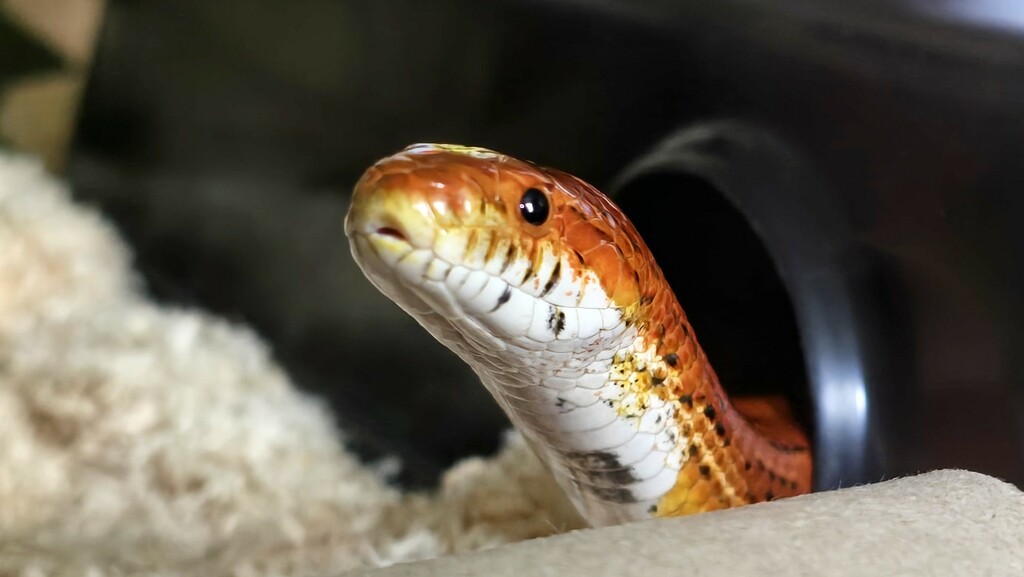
[349,233,433,317]
[350,231,505,354]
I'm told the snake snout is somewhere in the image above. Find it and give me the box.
[346,166,440,251]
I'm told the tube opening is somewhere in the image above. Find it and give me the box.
[615,172,813,434]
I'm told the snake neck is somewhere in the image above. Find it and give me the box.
[462,281,812,526]
[637,286,813,517]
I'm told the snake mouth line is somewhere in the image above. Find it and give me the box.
[375,226,408,242]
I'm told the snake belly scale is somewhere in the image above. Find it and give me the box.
[345,143,812,527]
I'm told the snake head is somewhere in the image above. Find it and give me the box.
[346,143,656,358]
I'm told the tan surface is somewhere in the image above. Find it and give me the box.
[0,0,106,171]
[3,0,105,64]
[358,469,1024,577]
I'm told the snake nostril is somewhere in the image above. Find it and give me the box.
[376,226,408,241]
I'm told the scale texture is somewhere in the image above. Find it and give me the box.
[346,144,811,525]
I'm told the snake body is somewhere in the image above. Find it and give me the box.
[345,144,812,526]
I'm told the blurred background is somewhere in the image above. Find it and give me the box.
[3,0,1023,490]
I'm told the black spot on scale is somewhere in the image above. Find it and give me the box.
[703,405,717,421]
[547,306,566,336]
[714,423,726,438]
[664,353,679,367]
[564,451,640,503]
[698,464,711,478]
[500,244,515,274]
[521,263,535,284]
[765,490,774,501]
[540,260,561,297]
[769,440,810,454]
[490,285,512,312]
[680,394,693,407]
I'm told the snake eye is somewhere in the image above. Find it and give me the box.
[518,188,550,225]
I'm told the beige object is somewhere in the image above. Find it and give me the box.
[0,153,1021,576]
[3,0,106,64]
[360,469,1024,577]
[0,73,84,172]
[0,0,107,171]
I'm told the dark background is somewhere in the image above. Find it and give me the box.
[70,0,1024,488]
